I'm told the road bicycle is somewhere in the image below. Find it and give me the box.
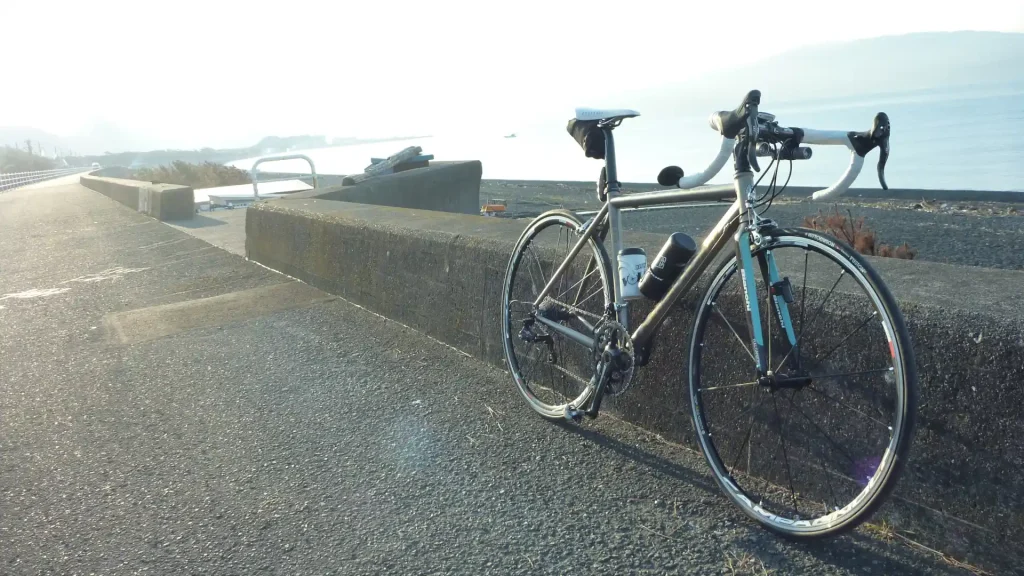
[500,90,918,539]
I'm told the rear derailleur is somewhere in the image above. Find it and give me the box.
[518,318,557,364]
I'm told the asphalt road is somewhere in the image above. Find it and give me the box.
[0,181,968,574]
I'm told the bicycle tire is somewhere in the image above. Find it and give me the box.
[688,226,918,539]
[501,209,614,420]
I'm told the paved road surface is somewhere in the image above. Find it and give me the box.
[167,208,247,257]
[1,181,965,574]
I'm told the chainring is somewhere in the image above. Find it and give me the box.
[592,319,635,397]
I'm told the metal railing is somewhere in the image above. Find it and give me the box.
[251,155,318,200]
[0,167,92,192]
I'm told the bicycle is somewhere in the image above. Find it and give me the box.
[500,90,918,539]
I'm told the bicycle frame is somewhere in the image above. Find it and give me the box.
[530,126,796,376]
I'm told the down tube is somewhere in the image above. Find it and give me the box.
[630,201,740,347]
[737,230,768,374]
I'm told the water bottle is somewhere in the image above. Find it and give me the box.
[617,248,647,301]
[639,232,697,301]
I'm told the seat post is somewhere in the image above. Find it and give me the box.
[601,125,627,324]
[602,127,619,197]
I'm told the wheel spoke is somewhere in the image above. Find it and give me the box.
[574,286,605,310]
[712,303,757,364]
[804,385,891,434]
[785,394,858,467]
[775,269,846,373]
[700,381,758,392]
[555,265,601,305]
[794,387,843,514]
[764,252,773,371]
[771,392,800,516]
[572,256,597,307]
[814,367,893,381]
[729,385,769,472]
[814,311,878,364]
[799,251,809,335]
[523,245,546,295]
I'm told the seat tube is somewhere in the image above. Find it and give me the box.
[603,128,628,329]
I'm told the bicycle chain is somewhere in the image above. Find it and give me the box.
[538,294,609,325]
[535,295,637,396]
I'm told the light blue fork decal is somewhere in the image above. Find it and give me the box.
[737,231,768,374]
[765,250,798,348]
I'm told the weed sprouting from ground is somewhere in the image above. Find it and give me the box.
[803,205,916,259]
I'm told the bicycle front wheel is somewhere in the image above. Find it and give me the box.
[689,227,917,539]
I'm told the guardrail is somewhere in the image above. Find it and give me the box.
[251,155,318,201]
[0,167,92,192]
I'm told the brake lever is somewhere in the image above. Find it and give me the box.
[746,103,760,173]
[849,112,890,190]
[872,112,890,190]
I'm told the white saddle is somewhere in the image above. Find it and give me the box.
[574,107,640,122]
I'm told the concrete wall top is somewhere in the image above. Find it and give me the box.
[254,197,1024,320]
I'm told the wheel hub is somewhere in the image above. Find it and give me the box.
[759,371,813,390]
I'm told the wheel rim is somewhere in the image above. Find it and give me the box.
[502,214,611,418]
[690,234,909,534]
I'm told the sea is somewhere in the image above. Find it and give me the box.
[228,85,1024,193]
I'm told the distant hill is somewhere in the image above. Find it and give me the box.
[625,31,1024,115]
[0,126,67,156]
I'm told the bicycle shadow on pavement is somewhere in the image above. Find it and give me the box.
[560,422,968,576]
[556,421,718,495]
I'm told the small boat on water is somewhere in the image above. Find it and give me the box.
[504,133,517,138]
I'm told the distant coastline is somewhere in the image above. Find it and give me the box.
[63,134,430,171]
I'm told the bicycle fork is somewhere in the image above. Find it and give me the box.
[737,229,801,379]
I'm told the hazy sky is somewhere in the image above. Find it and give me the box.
[2,0,1022,149]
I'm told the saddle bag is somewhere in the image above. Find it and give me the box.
[566,119,606,160]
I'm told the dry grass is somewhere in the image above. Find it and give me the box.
[862,520,992,576]
[803,205,916,259]
[1,146,57,173]
[133,161,251,190]
[724,551,775,576]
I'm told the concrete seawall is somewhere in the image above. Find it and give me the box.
[246,198,1024,572]
[80,174,194,221]
[286,161,482,215]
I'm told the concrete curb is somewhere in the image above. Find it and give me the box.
[245,199,1024,572]
[80,175,194,221]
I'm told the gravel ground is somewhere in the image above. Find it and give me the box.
[482,181,1024,271]
[0,181,973,575]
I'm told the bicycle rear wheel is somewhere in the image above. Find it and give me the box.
[689,227,917,539]
[501,210,613,420]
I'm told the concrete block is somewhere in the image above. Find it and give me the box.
[145,183,194,221]
[245,198,1024,572]
[80,175,194,221]
[81,175,142,210]
[287,160,481,215]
